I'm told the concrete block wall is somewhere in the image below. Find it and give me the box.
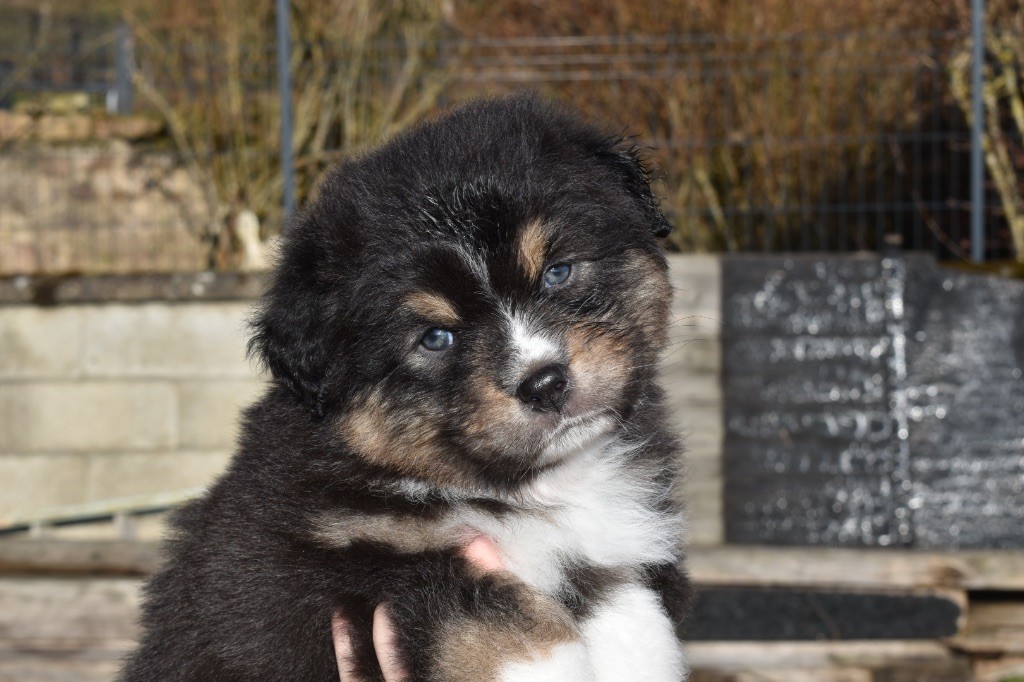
[663,256,723,545]
[0,255,723,543]
[0,302,265,534]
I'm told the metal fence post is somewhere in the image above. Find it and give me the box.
[970,0,986,263]
[275,0,296,221]
[115,23,134,115]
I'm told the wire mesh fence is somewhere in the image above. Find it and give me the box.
[447,30,1003,258]
[0,5,1020,276]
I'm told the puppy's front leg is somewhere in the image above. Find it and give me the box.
[429,571,594,682]
[580,583,687,682]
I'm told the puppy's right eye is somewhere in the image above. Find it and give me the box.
[420,328,454,351]
[543,263,572,288]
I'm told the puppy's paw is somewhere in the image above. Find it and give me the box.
[497,641,595,682]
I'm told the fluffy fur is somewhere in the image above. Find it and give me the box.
[120,94,690,682]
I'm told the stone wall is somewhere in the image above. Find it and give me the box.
[0,294,264,539]
[0,255,725,543]
[0,138,213,276]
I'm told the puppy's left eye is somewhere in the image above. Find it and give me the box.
[543,263,572,288]
[420,328,454,351]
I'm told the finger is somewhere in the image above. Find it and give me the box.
[331,611,365,682]
[373,605,408,682]
[462,534,505,572]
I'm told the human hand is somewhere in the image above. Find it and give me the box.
[332,536,505,681]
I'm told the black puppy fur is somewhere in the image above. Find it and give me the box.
[120,94,690,682]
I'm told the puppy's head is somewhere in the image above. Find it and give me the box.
[251,95,672,490]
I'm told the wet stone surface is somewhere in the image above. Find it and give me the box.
[722,255,1024,549]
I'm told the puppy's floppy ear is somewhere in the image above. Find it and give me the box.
[248,222,332,415]
[600,137,673,238]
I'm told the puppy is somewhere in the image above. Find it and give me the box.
[120,94,690,682]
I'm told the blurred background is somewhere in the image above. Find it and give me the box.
[0,0,1022,680]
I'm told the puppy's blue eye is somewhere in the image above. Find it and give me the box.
[420,328,454,351]
[543,263,571,288]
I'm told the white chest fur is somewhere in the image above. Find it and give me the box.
[460,438,684,596]
[466,439,689,680]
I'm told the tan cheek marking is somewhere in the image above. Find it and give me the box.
[517,219,549,282]
[566,326,632,401]
[435,577,578,680]
[462,375,527,453]
[338,389,473,487]
[624,252,672,347]
[311,512,456,554]
[405,291,460,327]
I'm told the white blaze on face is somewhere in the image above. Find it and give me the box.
[507,311,561,370]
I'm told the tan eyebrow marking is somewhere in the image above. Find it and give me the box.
[405,291,460,326]
[517,219,549,282]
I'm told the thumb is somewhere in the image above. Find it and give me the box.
[462,534,504,572]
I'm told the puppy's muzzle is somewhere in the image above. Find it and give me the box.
[516,363,569,413]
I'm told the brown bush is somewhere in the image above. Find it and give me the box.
[121,0,450,265]
[116,0,1023,260]
[449,0,969,252]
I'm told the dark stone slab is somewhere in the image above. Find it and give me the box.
[903,263,1024,549]
[724,439,900,477]
[723,254,1024,549]
[0,271,267,306]
[724,336,889,407]
[721,256,888,336]
[725,406,896,443]
[725,473,902,547]
[688,587,962,641]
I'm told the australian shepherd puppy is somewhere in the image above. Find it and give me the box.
[121,94,690,682]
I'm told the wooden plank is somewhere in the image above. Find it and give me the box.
[691,669,872,682]
[687,641,953,670]
[0,540,159,576]
[1,540,1023,595]
[688,546,1024,591]
[0,578,141,644]
[0,651,123,682]
[973,656,1024,682]
[950,601,1024,655]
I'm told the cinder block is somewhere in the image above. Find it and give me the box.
[0,453,88,519]
[681,454,724,546]
[684,446,724,477]
[670,404,723,447]
[179,380,264,449]
[45,520,122,541]
[82,302,260,378]
[0,307,82,379]
[0,382,177,453]
[667,255,722,324]
[134,512,173,541]
[84,451,231,501]
[686,499,724,546]
[41,510,170,541]
[661,335,720,377]
[662,370,722,409]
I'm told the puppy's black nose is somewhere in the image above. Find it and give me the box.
[517,364,569,413]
